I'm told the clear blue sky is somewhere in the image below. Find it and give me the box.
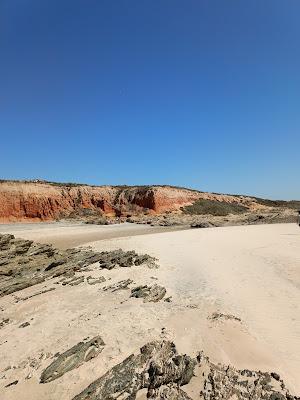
[1,1,299,199]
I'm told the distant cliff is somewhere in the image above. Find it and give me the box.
[0,180,270,223]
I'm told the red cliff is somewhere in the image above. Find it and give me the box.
[0,181,263,223]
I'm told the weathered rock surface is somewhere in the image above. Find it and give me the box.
[103,279,133,292]
[72,341,196,400]
[130,284,167,302]
[98,249,157,270]
[128,208,297,228]
[208,312,241,323]
[18,321,30,328]
[197,352,299,400]
[40,336,105,383]
[71,341,299,400]
[86,276,106,285]
[190,222,212,229]
[5,380,18,388]
[0,317,10,329]
[0,234,157,297]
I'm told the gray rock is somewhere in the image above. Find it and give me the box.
[98,249,157,270]
[40,335,105,383]
[208,312,241,323]
[0,234,157,297]
[5,380,18,388]
[197,352,298,400]
[19,322,30,328]
[104,279,133,292]
[72,340,196,400]
[61,276,84,286]
[130,284,166,302]
[149,384,193,399]
[87,276,106,285]
[0,318,10,329]
[190,222,211,228]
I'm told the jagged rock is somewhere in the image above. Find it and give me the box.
[164,296,172,302]
[130,284,166,302]
[197,352,298,400]
[190,222,211,228]
[0,234,14,250]
[5,380,18,388]
[61,276,84,286]
[98,249,157,270]
[208,312,241,322]
[271,372,281,381]
[72,340,196,400]
[149,384,193,399]
[40,335,105,383]
[87,276,106,285]
[103,279,133,292]
[85,217,108,225]
[19,322,30,328]
[0,318,10,329]
[0,234,157,297]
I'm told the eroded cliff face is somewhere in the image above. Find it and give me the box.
[0,181,262,223]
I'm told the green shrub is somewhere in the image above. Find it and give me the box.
[252,197,300,210]
[182,199,248,216]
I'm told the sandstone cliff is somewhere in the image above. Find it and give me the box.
[0,180,267,223]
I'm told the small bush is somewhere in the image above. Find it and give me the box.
[182,199,248,216]
[253,197,300,210]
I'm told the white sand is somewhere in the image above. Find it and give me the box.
[87,223,300,392]
[0,223,299,399]
[0,221,185,249]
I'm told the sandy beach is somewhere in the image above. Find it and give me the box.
[0,223,299,399]
[0,222,187,249]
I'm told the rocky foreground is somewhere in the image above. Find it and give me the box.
[0,233,157,297]
[0,232,299,399]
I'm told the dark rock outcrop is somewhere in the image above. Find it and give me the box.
[98,249,157,270]
[190,222,212,228]
[0,317,10,329]
[19,322,30,328]
[40,336,105,383]
[208,312,241,323]
[72,341,196,400]
[0,234,157,297]
[70,341,299,400]
[5,380,18,388]
[197,352,299,400]
[103,279,133,292]
[87,276,106,285]
[130,284,167,302]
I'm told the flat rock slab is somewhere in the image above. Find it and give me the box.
[87,276,106,285]
[103,279,133,292]
[40,335,105,383]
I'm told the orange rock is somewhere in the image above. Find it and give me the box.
[0,181,264,223]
